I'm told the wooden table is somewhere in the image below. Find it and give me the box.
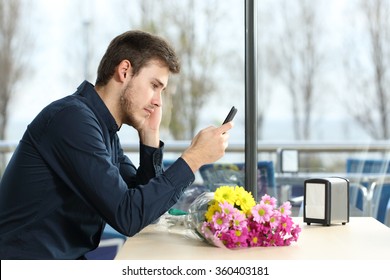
[115,216,390,260]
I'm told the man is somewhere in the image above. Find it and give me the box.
[0,30,233,259]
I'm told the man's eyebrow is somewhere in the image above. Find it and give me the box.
[154,78,166,89]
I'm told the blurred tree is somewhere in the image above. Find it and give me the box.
[167,0,220,140]
[344,0,390,140]
[257,1,280,140]
[0,0,28,140]
[130,0,226,140]
[270,0,325,140]
[61,0,96,89]
[0,0,31,170]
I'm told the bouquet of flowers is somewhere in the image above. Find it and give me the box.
[186,185,301,249]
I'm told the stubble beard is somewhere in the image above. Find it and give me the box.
[120,82,137,127]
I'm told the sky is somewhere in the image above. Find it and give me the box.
[6,0,373,143]
[7,0,133,140]
[7,0,245,141]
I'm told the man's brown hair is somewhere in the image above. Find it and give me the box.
[95,30,180,86]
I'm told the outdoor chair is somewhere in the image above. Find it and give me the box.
[346,158,390,224]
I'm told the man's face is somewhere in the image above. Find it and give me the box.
[120,61,169,128]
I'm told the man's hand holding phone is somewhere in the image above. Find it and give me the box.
[181,106,236,172]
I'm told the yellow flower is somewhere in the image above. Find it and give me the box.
[205,201,221,222]
[233,186,256,214]
[205,185,256,222]
[213,186,237,205]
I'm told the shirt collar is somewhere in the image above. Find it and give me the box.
[75,80,120,135]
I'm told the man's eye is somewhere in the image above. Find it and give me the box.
[152,83,158,89]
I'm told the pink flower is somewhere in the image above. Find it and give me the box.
[248,232,261,247]
[219,201,235,218]
[220,227,249,248]
[261,194,277,207]
[290,224,302,241]
[251,201,273,223]
[278,201,292,217]
[268,231,285,246]
[198,189,300,249]
[279,215,294,234]
[231,209,247,228]
[211,212,229,232]
[268,211,281,228]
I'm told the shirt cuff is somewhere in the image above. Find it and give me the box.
[163,157,195,189]
[139,141,164,176]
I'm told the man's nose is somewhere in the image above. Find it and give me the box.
[153,91,163,107]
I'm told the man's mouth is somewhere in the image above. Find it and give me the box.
[144,108,153,116]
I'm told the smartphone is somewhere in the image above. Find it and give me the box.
[222,106,237,124]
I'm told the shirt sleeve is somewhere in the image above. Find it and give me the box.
[117,136,165,187]
[34,105,195,236]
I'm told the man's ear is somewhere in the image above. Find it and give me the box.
[117,60,132,81]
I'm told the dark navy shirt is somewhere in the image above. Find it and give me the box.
[0,81,194,259]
